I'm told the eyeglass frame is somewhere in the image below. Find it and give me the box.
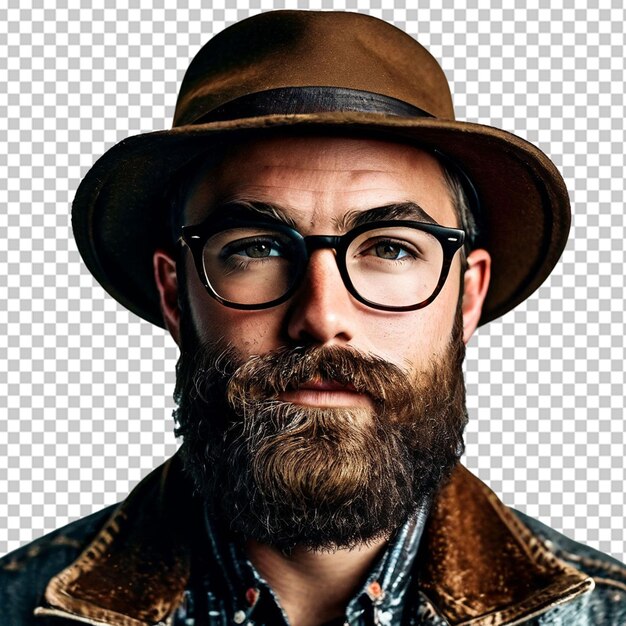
[179,216,465,312]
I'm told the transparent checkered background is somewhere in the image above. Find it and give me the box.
[1,0,624,563]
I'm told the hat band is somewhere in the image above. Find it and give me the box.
[192,87,435,125]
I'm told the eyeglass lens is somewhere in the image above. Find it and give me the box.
[201,224,445,308]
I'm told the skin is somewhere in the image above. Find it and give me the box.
[153,135,491,626]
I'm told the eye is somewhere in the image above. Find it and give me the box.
[363,239,414,260]
[239,240,281,258]
[222,237,287,260]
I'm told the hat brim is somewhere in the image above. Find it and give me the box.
[72,112,570,328]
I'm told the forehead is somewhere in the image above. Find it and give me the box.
[183,134,457,229]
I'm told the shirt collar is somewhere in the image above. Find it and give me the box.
[202,501,431,626]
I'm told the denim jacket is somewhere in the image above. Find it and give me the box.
[2,454,625,625]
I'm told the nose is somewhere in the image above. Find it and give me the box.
[286,249,358,345]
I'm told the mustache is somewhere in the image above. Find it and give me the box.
[186,343,417,411]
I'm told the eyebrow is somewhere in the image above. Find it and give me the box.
[208,200,439,231]
[338,202,438,230]
[208,200,299,228]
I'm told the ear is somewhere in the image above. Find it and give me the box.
[461,248,491,344]
[153,249,182,347]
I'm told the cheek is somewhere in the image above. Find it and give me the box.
[218,313,281,353]
[361,311,448,365]
[183,255,285,353]
[363,271,461,365]
[187,287,284,353]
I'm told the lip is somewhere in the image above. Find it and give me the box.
[278,379,371,408]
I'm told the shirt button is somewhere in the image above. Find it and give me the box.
[367,580,385,602]
[378,610,392,625]
[246,587,260,606]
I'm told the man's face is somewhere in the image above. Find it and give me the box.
[183,135,463,372]
[159,135,488,551]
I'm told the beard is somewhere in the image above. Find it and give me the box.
[173,307,468,553]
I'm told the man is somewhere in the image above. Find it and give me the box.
[1,10,624,626]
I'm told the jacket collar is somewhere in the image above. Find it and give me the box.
[35,455,593,626]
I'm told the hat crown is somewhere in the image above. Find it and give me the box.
[173,10,455,127]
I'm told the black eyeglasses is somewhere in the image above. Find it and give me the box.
[179,216,465,312]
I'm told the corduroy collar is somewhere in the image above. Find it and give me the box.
[35,454,593,626]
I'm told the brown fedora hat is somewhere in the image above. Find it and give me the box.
[72,10,570,328]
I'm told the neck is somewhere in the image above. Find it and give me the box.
[246,537,388,626]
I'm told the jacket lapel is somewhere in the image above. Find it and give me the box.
[36,457,593,626]
[37,456,193,626]
[416,465,593,625]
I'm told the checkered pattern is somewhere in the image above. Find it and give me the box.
[1,0,624,564]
